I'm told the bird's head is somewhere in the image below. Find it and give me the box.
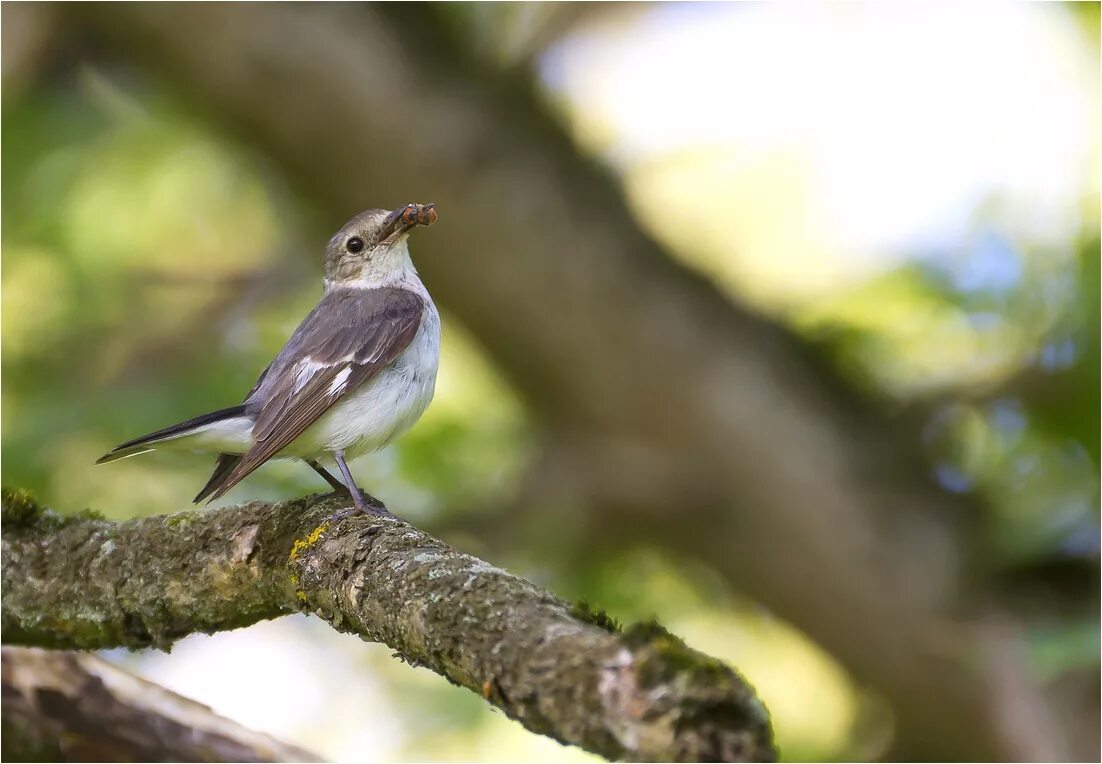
[324,203,436,288]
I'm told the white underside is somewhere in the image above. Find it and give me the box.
[154,285,440,462]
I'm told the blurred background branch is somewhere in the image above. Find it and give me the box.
[1,646,318,763]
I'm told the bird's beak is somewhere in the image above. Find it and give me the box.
[382,203,437,241]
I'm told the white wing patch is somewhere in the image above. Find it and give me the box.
[292,359,327,393]
[327,367,353,396]
[362,343,387,364]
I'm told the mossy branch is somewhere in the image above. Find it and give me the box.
[0,489,775,762]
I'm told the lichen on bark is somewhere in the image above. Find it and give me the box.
[2,489,775,762]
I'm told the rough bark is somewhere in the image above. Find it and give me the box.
[1,646,318,762]
[0,490,775,763]
[37,3,1072,759]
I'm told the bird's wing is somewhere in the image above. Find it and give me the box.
[205,287,424,500]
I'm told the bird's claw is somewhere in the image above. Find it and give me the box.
[329,490,392,522]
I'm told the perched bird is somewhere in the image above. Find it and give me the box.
[97,203,441,514]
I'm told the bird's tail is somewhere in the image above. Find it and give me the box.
[95,405,248,464]
[192,453,243,504]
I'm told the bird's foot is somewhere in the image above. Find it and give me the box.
[330,489,391,521]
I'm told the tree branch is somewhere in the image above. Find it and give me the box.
[0,490,775,763]
[1,646,318,762]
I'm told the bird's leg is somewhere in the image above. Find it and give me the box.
[332,450,388,517]
[306,459,348,494]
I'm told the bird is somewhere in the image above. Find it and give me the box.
[96,203,441,515]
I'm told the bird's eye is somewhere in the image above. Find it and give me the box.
[346,237,365,253]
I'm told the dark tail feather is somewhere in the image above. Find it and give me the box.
[96,405,247,465]
[193,453,243,504]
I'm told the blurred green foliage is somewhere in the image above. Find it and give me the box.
[795,232,1100,569]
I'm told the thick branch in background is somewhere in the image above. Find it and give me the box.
[1,490,775,763]
[1,646,317,762]
[53,3,1078,760]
